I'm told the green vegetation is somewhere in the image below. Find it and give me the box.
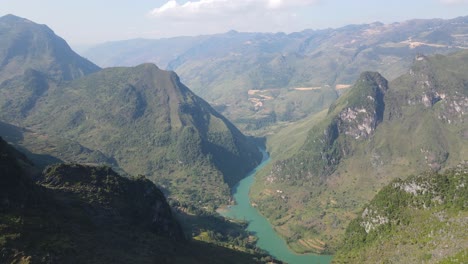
[3,64,261,210]
[0,14,262,213]
[84,16,468,133]
[251,51,468,254]
[0,137,274,263]
[1,13,467,261]
[0,15,268,260]
[0,15,99,83]
[0,120,118,169]
[334,167,468,263]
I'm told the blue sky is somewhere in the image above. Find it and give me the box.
[1,0,467,48]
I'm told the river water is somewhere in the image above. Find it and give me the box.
[220,149,332,264]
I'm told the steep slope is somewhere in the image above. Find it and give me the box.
[0,137,270,264]
[251,51,468,253]
[1,63,262,210]
[0,136,40,208]
[334,167,468,263]
[83,16,468,132]
[0,15,100,122]
[0,14,100,82]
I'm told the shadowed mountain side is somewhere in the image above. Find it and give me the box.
[0,138,274,264]
[0,120,118,169]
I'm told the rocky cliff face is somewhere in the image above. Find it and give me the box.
[281,71,389,179]
[388,54,468,125]
[335,72,388,140]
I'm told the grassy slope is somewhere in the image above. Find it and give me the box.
[251,51,468,254]
[333,167,468,264]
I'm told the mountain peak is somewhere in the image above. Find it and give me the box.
[136,62,160,69]
[0,14,31,23]
[0,15,100,82]
[358,71,388,91]
[226,29,239,35]
[370,21,384,27]
[359,71,387,84]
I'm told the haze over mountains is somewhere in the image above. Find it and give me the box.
[84,16,468,132]
[0,13,467,264]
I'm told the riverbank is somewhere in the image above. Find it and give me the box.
[219,149,332,264]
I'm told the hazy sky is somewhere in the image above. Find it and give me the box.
[2,0,468,48]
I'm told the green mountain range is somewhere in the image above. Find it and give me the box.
[0,15,280,262]
[0,15,262,212]
[250,51,468,253]
[1,13,467,263]
[0,137,274,263]
[2,63,262,209]
[83,16,468,132]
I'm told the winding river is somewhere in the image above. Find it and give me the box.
[220,149,332,264]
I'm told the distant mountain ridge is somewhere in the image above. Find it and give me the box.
[83,16,468,132]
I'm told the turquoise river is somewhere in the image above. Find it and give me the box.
[220,149,332,264]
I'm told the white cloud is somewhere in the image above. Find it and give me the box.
[145,0,320,38]
[149,0,319,19]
